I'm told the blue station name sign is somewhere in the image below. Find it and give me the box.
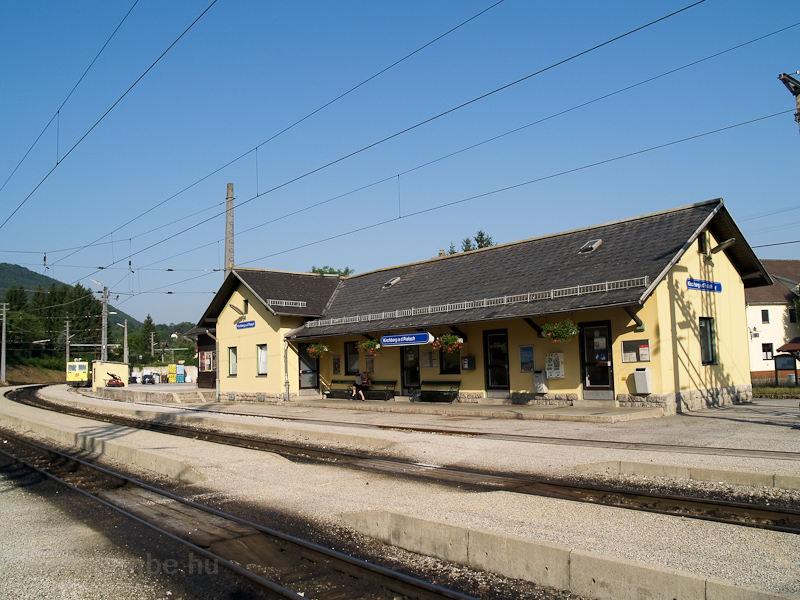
[236,320,256,329]
[686,278,722,293]
[381,332,434,346]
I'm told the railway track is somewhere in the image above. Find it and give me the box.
[7,386,800,535]
[180,403,800,462]
[0,429,479,600]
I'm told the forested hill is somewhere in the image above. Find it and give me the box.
[0,262,141,328]
[0,262,64,294]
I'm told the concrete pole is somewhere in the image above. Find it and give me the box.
[65,317,69,365]
[100,286,108,362]
[1,303,7,384]
[122,319,128,364]
[225,183,235,280]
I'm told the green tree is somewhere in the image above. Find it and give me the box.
[310,265,355,276]
[451,230,495,254]
[136,314,158,360]
[3,285,27,311]
[64,284,102,350]
[474,230,494,249]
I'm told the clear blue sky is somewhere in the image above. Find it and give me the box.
[1,0,798,325]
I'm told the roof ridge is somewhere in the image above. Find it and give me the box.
[347,199,723,280]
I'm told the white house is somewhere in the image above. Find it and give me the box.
[744,259,800,383]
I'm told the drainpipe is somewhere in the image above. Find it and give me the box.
[284,340,291,402]
[205,330,219,403]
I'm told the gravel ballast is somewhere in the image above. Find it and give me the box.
[3,385,799,597]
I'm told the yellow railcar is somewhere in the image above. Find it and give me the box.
[66,360,91,387]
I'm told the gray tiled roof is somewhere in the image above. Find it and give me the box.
[197,269,341,327]
[291,199,770,339]
[744,259,800,305]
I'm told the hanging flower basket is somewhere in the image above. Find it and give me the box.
[541,319,578,343]
[357,339,381,355]
[432,333,463,354]
[307,344,329,359]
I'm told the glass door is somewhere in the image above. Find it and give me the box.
[580,322,614,399]
[484,330,510,390]
[401,346,420,395]
[298,344,319,389]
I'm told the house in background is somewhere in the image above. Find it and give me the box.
[194,199,771,414]
[745,259,800,384]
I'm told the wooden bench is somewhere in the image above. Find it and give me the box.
[323,379,397,401]
[363,380,396,401]
[410,380,460,403]
[323,379,355,399]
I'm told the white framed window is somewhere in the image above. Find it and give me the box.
[257,344,268,376]
[762,343,773,361]
[761,309,770,324]
[228,347,237,376]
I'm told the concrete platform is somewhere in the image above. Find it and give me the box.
[91,384,665,423]
[2,385,799,599]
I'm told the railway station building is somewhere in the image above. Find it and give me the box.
[193,199,771,414]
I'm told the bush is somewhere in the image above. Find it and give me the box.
[16,355,66,372]
[753,386,800,399]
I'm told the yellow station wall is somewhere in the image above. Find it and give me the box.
[217,286,303,398]
[216,231,750,405]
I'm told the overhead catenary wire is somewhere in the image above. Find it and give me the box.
[119,20,800,273]
[49,0,507,269]
[73,0,709,284]
[126,109,791,297]
[0,0,221,232]
[0,1,140,197]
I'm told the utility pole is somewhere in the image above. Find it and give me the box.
[1,303,7,384]
[150,331,155,359]
[90,279,110,362]
[65,317,69,364]
[225,182,235,280]
[100,285,108,361]
[117,320,128,364]
[778,72,800,136]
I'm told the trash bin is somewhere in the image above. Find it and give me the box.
[533,370,548,394]
[632,367,652,395]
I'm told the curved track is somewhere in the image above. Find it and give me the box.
[7,386,800,535]
[0,428,478,600]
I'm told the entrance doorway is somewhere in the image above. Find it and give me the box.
[484,329,510,394]
[400,346,420,395]
[580,322,614,400]
[298,344,319,390]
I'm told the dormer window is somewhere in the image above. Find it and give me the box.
[579,239,602,253]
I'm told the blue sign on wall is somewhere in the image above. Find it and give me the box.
[381,332,434,346]
[687,278,722,293]
[236,320,256,329]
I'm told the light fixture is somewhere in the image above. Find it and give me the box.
[229,303,244,315]
[711,238,735,254]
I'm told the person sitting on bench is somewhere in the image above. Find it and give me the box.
[351,373,371,400]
